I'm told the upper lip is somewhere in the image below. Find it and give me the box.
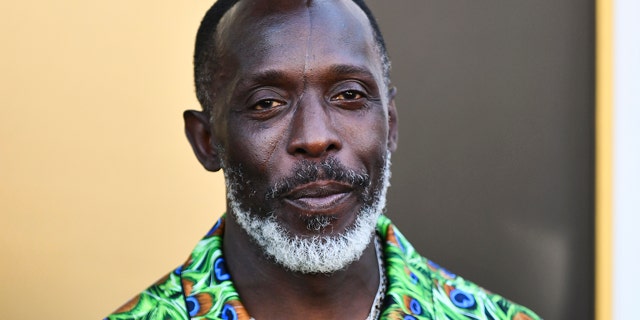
[283,181,353,200]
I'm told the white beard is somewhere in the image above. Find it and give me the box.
[225,152,391,274]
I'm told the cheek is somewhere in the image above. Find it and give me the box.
[225,120,288,178]
[341,113,389,157]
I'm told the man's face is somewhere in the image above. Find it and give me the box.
[201,0,397,272]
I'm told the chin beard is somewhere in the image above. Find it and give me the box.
[223,152,391,274]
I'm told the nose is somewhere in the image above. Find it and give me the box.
[286,97,342,158]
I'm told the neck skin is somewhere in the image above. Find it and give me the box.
[223,213,381,320]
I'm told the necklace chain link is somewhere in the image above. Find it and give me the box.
[367,234,387,320]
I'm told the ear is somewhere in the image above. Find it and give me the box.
[387,86,399,152]
[184,110,222,172]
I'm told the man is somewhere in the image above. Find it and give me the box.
[107,0,540,319]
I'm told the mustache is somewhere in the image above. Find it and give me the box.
[266,157,370,200]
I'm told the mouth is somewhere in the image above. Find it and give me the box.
[282,181,354,214]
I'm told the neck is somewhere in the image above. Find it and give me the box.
[223,214,381,320]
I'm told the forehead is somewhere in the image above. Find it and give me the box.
[214,0,382,83]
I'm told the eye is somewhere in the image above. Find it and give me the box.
[253,99,285,111]
[332,90,364,101]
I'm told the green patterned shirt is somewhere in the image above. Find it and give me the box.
[106,215,540,320]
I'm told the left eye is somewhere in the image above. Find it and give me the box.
[332,90,364,101]
[253,99,284,110]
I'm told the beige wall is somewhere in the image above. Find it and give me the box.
[0,1,225,318]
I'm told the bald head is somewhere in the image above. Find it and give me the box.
[193,0,391,113]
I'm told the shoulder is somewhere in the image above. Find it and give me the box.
[104,217,245,320]
[104,267,188,320]
[377,215,541,320]
[427,264,540,320]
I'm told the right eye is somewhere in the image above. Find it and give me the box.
[331,90,364,101]
[253,99,285,111]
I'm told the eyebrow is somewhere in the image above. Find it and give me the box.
[237,64,378,90]
[325,64,381,93]
[239,69,291,88]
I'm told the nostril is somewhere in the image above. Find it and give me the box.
[326,144,338,152]
[291,141,339,157]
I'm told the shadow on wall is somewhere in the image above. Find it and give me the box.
[368,1,595,319]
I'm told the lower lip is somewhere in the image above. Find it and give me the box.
[284,192,351,214]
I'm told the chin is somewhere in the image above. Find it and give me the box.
[230,196,384,274]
